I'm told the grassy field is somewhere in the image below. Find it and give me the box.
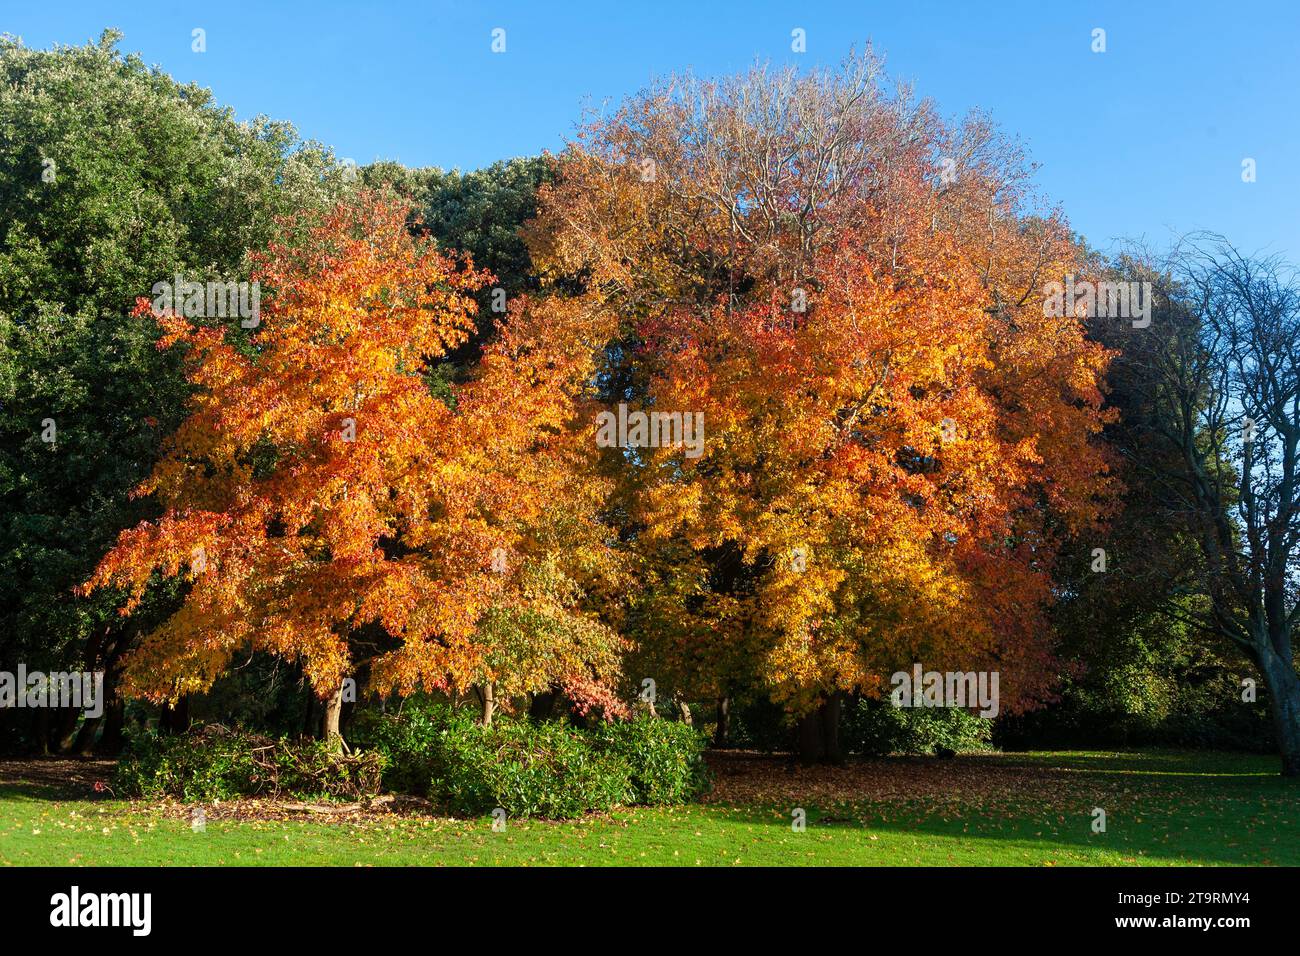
[1,750,1295,866]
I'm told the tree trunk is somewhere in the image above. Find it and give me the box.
[72,712,101,755]
[820,692,845,765]
[797,710,825,765]
[797,695,844,765]
[34,709,51,756]
[713,696,731,748]
[53,705,81,754]
[72,633,125,755]
[321,686,344,752]
[58,626,107,753]
[479,682,495,726]
[1259,647,1300,777]
[96,694,125,755]
[677,699,693,726]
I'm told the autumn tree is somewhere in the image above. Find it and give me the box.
[82,192,625,746]
[528,50,1117,760]
[0,30,349,754]
[376,291,628,724]
[359,156,554,390]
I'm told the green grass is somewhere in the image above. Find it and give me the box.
[1,750,1295,866]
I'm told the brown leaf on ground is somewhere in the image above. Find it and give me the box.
[700,751,1145,813]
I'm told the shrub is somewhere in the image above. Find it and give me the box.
[431,718,632,818]
[843,697,994,756]
[592,716,710,804]
[354,701,709,818]
[269,738,385,799]
[349,698,468,796]
[115,726,255,801]
[114,725,383,801]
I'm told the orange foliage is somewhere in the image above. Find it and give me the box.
[528,53,1117,714]
[82,193,624,713]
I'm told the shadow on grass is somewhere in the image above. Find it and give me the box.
[0,757,116,802]
[991,749,1282,777]
[700,750,1298,866]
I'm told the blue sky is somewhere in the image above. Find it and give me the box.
[6,0,1298,261]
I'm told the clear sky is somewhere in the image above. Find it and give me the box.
[5,0,1298,262]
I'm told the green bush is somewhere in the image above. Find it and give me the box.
[843,698,994,756]
[354,701,708,818]
[114,725,384,801]
[349,698,466,796]
[592,716,710,805]
[432,718,632,818]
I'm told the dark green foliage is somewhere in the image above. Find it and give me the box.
[1030,253,1274,756]
[1001,591,1272,752]
[114,725,383,801]
[360,156,551,381]
[432,718,632,819]
[722,695,794,752]
[419,157,551,299]
[349,697,460,796]
[359,156,550,296]
[353,700,708,818]
[1021,627,1277,754]
[187,654,317,739]
[843,697,994,756]
[0,31,347,753]
[590,716,710,805]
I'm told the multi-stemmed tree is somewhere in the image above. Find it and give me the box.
[1117,238,1300,774]
[82,193,625,745]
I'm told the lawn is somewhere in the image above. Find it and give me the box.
[0,750,1295,866]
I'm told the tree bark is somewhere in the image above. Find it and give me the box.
[713,696,731,748]
[820,692,845,765]
[57,625,108,753]
[677,698,693,726]
[479,682,495,726]
[321,685,344,752]
[71,633,126,755]
[1259,646,1300,777]
[797,695,845,765]
[34,709,50,756]
[71,712,100,755]
[797,710,825,765]
[53,705,81,754]
[70,708,99,755]
[96,694,125,755]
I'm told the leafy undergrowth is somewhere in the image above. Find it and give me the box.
[0,750,1294,866]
